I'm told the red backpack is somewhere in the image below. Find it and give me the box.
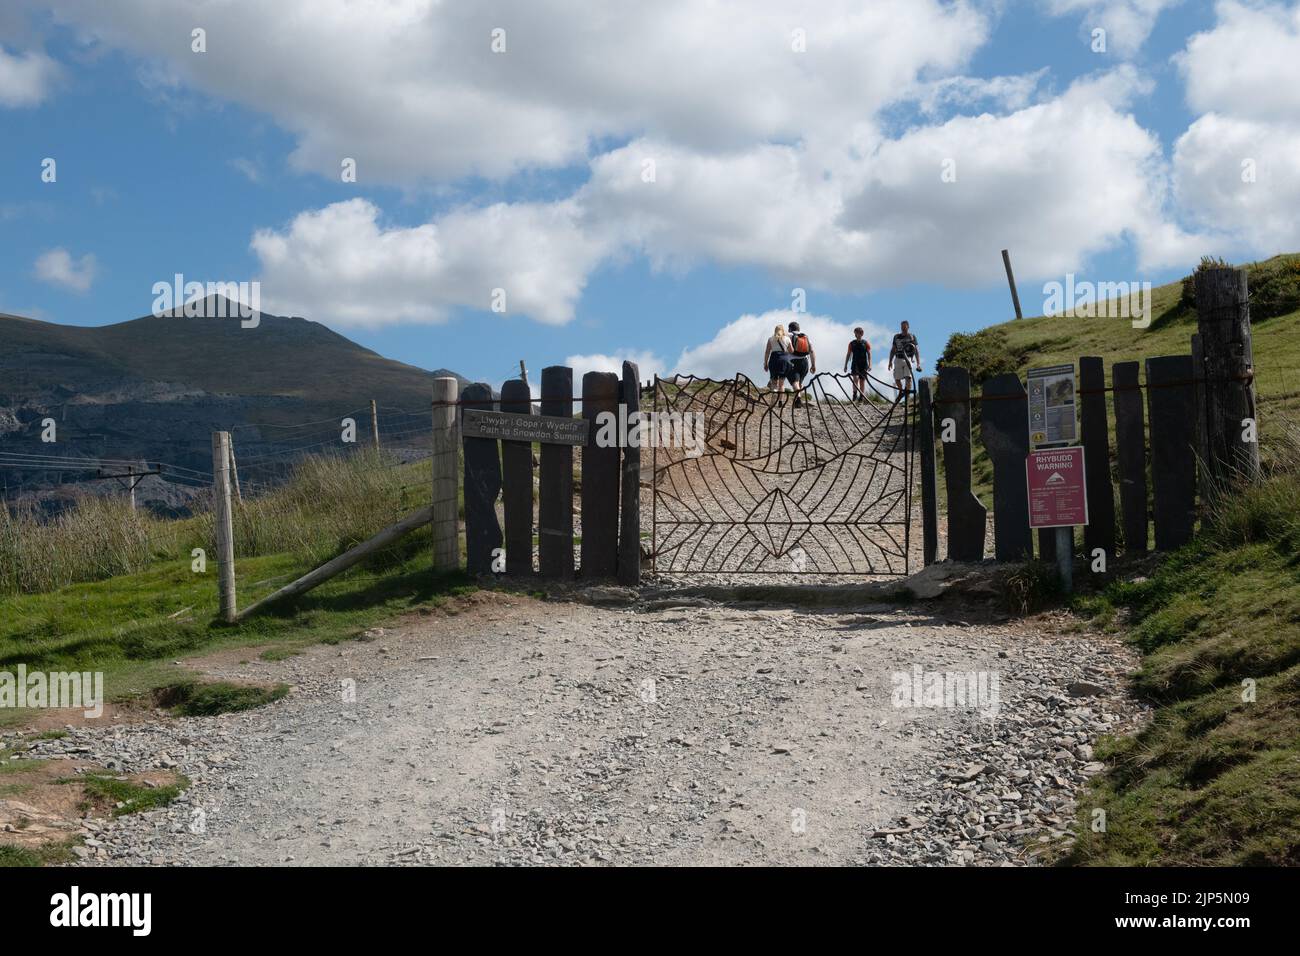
[791,332,811,355]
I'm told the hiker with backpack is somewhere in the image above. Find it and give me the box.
[763,323,793,395]
[887,320,922,395]
[843,327,872,403]
[786,322,816,407]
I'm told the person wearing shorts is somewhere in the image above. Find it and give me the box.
[786,321,816,407]
[888,320,921,396]
[763,324,793,397]
[844,327,872,403]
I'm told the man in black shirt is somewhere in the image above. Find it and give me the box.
[887,321,922,396]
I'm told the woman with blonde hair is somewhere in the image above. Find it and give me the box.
[763,323,793,395]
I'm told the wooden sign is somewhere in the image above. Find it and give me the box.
[462,408,589,445]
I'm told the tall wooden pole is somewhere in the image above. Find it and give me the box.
[370,399,381,450]
[431,377,460,572]
[1001,249,1024,320]
[211,431,237,623]
[126,464,136,512]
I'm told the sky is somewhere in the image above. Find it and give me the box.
[1,0,1297,392]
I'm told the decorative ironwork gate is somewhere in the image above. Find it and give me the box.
[650,371,914,576]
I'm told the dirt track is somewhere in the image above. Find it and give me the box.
[17,590,1142,866]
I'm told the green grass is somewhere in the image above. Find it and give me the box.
[74,773,191,816]
[156,680,289,716]
[0,547,473,725]
[0,839,81,867]
[1064,443,1300,865]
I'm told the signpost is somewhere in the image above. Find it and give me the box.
[1026,365,1085,592]
[462,408,589,445]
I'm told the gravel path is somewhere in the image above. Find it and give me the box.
[17,590,1143,866]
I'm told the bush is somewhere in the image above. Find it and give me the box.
[937,327,1019,384]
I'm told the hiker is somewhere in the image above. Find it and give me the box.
[786,321,816,407]
[763,323,793,395]
[843,327,872,403]
[887,320,921,396]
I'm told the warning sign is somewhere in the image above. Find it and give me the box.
[1027,447,1089,528]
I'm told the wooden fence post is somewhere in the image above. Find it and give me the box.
[461,382,502,575]
[211,431,237,623]
[1146,355,1197,550]
[370,399,381,450]
[936,366,987,561]
[500,378,534,574]
[431,376,460,572]
[1079,356,1116,565]
[917,377,939,566]
[1112,361,1148,554]
[1195,266,1260,485]
[539,366,575,579]
[581,371,620,578]
[979,372,1031,561]
[619,360,641,585]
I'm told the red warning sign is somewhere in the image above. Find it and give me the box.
[1027,447,1089,528]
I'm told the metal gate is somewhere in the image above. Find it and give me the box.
[650,371,915,576]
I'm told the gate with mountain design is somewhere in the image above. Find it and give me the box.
[650,372,915,576]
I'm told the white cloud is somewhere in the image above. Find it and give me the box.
[563,351,665,392]
[44,0,987,182]
[0,44,59,107]
[250,198,610,327]
[33,247,97,293]
[229,157,262,184]
[1169,1,1300,256]
[1043,0,1182,56]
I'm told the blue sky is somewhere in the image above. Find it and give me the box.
[2,0,1296,388]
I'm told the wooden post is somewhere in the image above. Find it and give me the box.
[431,377,460,572]
[581,371,620,578]
[370,399,381,450]
[1195,266,1259,486]
[1112,361,1148,554]
[519,360,529,390]
[500,378,534,574]
[539,366,575,579]
[1079,357,1115,565]
[126,464,136,512]
[918,377,939,566]
[461,383,502,575]
[936,366,987,561]
[619,360,641,586]
[229,440,243,504]
[1146,355,1197,550]
[211,431,237,623]
[1001,249,1023,320]
[980,372,1032,561]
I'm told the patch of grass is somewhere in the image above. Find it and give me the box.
[1065,434,1300,865]
[155,680,289,716]
[0,839,81,867]
[1003,559,1061,615]
[75,773,190,816]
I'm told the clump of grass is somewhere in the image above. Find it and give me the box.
[1004,559,1061,614]
[77,773,190,816]
[154,680,289,716]
[0,839,81,866]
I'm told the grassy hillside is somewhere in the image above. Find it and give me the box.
[939,253,1300,501]
[1064,424,1300,865]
